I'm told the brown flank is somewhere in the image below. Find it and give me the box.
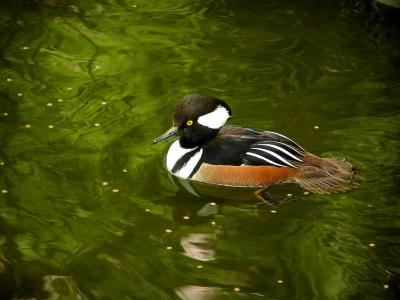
[191,153,354,194]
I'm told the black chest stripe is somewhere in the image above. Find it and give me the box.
[171,148,200,174]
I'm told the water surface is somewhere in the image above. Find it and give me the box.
[0,0,399,299]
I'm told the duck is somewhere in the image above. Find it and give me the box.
[153,94,353,198]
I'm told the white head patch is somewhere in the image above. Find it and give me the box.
[197,105,230,129]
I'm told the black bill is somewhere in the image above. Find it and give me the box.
[153,126,180,144]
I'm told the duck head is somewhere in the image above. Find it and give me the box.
[153,94,232,148]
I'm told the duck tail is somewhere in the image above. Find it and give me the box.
[293,153,355,194]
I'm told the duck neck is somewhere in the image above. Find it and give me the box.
[179,128,219,149]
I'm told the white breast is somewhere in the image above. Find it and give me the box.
[166,141,203,179]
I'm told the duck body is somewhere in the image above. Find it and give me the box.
[154,94,353,194]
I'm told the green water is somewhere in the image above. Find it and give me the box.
[0,1,399,299]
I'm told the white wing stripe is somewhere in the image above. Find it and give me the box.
[245,152,284,167]
[251,148,297,168]
[258,141,303,156]
[257,144,303,162]
[267,131,305,151]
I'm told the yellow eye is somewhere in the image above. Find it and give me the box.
[186,120,193,126]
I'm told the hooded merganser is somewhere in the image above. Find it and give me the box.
[153,94,353,195]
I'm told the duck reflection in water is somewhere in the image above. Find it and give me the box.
[157,188,256,300]
[181,232,216,262]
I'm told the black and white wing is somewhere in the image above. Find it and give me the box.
[241,131,305,168]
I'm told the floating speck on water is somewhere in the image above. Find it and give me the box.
[383,284,389,289]
[166,246,173,250]
[304,191,309,195]
[368,243,376,248]
[5,78,12,82]
[270,210,277,214]
[3,113,9,117]
[287,193,292,197]
[22,46,29,50]
[17,93,23,97]
[66,87,72,91]
[57,98,63,103]
[102,182,108,186]
[122,169,128,173]
[233,287,241,292]
[48,125,54,129]
[314,125,319,129]
[277,280,284,284]
[1,190,8,194]
[165,229,172,233]
[132,4,138,8]
[25,124,32,128]
[209,202,216,206]
[367,204,373,207]
[112,188,119,193]
[47,102,53,107]
[183,216,190,220]
[94,123,100,127]
[197,265,203,269]
[145,208,150,212]
[101,101,107,105]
